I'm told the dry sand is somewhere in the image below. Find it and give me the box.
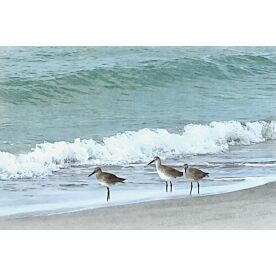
[0,181,276,230]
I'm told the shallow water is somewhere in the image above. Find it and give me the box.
[1,47,276,217]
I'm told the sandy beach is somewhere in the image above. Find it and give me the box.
[2,47,276,230]
[0,181,275,230]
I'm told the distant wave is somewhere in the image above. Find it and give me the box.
[1,120,276,179]
[1,53,276,104]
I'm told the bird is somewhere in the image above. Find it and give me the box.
[183,164,209,195]
[88,167,126,202]
[147,156,183,192]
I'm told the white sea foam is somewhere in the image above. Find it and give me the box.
[1,120,276,179]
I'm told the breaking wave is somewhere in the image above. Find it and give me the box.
[1,120,276,179]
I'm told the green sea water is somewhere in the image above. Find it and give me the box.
[1,47,276,216]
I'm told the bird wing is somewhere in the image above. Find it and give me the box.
[162,165,183,177]
[101,172,125,184]
[189,167,209,179]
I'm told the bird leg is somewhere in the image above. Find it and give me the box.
[197,182,200,194]
[190,182,193,195]
[107,187,110,202]
[170,181,173,192]
[165,181,168,192]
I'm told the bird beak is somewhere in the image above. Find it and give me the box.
[88,170,96,177]
[147,160,155,166]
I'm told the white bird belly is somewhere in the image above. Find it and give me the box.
[184,174,194,181]
[157,170,174,181]
[97,179,110,187]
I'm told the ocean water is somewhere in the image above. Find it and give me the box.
[1,46,276,217]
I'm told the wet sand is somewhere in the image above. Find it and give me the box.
[0,181,275,230]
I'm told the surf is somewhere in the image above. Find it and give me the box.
[0,120,276,179]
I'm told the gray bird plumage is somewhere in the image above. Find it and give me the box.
[88,167,125,202]
[184,164,209,195]
[147,156,183,192]
[96,171,126,186]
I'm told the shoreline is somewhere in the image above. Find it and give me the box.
[0,175,272,219]
[0,181,276,229]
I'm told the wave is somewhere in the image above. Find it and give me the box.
[2,50,276,105]
[1,120,276,179]
[205,161,276,168]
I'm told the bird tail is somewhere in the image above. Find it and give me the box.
[205,172,209,177]
[118,177,126,183]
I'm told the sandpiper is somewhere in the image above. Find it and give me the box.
[88,167,126,202]
[183,164,209,195]
[147,156,183,192]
